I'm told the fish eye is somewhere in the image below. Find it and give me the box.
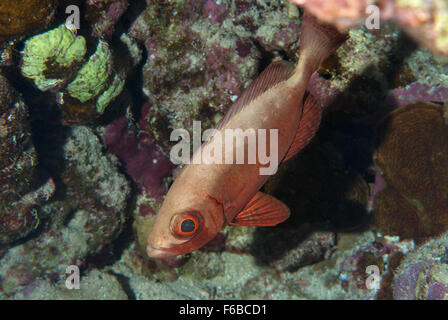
[181,218,196,233]
[171,212,201,238]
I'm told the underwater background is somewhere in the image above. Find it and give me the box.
[1,0,448,299]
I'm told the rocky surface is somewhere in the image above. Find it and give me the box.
[1,0,448,300]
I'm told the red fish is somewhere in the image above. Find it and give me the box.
[147,12,347,258]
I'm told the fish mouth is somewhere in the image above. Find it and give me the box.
[146,244,179,258]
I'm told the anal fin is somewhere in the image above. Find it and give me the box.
[229,192,290,226]
[282,93,322,162]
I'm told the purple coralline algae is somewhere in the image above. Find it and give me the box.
[85,0,129,39]
[321,234,412,299]
[367,169,385,212]
[385,81,448,108]
[128,0,300,150]
[103,102,173,199]
[393,233,448,300]
[202,0,228,25]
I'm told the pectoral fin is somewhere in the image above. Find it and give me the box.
[229,192,290,226]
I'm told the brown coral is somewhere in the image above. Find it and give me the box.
[0,74,52,245]
[0,0,57,41]
[374,102,448,242]
[0,74,33,194]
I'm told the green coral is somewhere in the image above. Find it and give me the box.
[21,25,124,117]
[96,74,125,114]
[21,24,86,91]
[67,40,112,104]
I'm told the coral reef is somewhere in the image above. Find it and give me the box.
[85,0,130,39]
[1,0,448,300]
[0,75,55,245]
[0,41,14,67]
[336,234,411,298]
[104,230,414,300]
[0,125,130,297]
[385,81,448,109]
[11,269,128,300]
[103,103,173,199]
[373,103,448,242]
[0,0,57,41]
[271,231,336,272]
[129,0,300,150]
[307,24,448,118]
[393,232,448,300]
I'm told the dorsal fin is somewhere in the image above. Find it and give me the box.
[282,93,322,162]
[229,191,290,226]
[215,60,295,130]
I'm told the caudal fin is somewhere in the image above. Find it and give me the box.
[297,11,347,78]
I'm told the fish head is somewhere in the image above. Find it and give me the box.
[147,194,225,258]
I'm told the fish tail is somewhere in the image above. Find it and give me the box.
[295,11,347,79]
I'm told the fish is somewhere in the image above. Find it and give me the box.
[147,11,347,258]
